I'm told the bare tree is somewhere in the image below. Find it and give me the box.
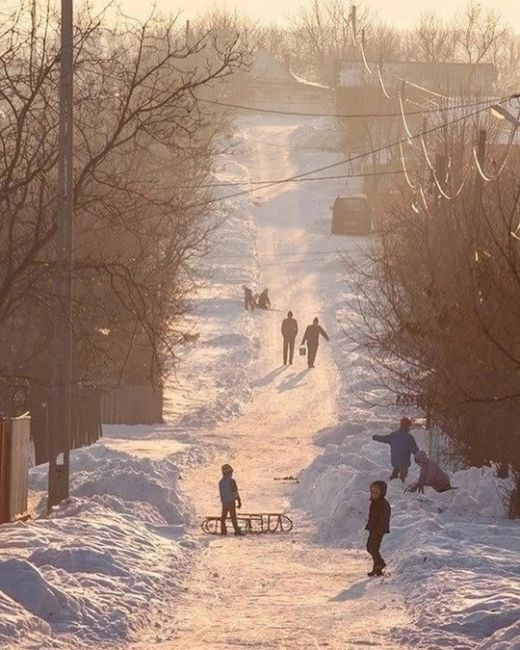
[454,2,506,64]
[405,13,457,62]
[343,114,520,514]
[0,1,245,412]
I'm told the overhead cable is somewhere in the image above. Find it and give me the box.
[198,96,504,120]
[184,99,511,212]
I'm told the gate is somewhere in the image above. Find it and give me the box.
[0,413,31,524]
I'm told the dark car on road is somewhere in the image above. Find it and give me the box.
[331,194,372,236]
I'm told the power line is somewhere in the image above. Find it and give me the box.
[209,249,345,260]
[198,96,503,120]
[195,169,404,189]
[184,98,510,212]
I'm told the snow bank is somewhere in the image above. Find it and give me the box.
[1,445,197,647]
[288,133,520,647]
[165,131,260,429]
[288,117,344,151]
[293,424,520,648]
[29,444,190,525]
[0,588,51,645]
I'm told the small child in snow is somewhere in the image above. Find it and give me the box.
[365,480,391,577]
[407,450,452,493]
[219,464,243,536]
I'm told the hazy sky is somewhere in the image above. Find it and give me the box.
[101,0,520,30]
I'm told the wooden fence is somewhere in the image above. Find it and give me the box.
[428,424,466,473]
[0,413,30,524]
[29,387,102,466]
[100,384,163,425]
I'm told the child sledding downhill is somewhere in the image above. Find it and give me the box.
[219,464,244,536]
[372,417,419,482]
[365,481,391,577]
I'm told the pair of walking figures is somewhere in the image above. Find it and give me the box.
[281,312,329,368]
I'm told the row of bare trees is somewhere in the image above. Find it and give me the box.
[0,1,244,415]
[346,112,520,514]
[195,1,520,91]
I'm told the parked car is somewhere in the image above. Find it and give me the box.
[331,194,372,235]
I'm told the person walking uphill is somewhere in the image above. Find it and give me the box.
[301,317,329,369]
[281,311,298,365]
[372,417,419,482]
[219,464,243,535]
[365,480,391,577]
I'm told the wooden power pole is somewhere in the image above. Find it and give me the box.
[48,0,74,511]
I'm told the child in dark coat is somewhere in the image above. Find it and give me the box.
[365,480,391,577]
[219,464,243,535]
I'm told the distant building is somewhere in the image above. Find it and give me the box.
[338,60,496,97]
[247,49,334,114]
[336,59,498,154]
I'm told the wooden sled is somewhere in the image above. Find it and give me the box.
[201,512,293,535]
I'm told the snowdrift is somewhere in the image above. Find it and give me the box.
[294,424,520,648]
[0,445,196,647]
[288,117,344,151]
[165,133,260,429]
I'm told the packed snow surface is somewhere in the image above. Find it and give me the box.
[294,426,520,648]
[1,113,519,650]
[0,127,261,649]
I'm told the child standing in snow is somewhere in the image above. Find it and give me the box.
[219,464,243,536]
[365,480,391,577]
[372,417,419,482]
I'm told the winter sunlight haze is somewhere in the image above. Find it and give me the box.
[1,0,519,648]
[99,0,520,28]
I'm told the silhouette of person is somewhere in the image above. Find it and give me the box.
[281,311,298,365]
[242,286,254,311]
[219,464,243,535]
[301,317,329,368]
[257,288,271,310]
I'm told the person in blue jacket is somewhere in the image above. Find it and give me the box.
[372,417,419,482]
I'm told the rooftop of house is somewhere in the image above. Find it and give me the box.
[338,60,497,95]
[250,48,331,90]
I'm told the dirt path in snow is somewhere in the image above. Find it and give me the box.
[134,117,408,649]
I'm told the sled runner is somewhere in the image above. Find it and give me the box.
[201,512,293,535]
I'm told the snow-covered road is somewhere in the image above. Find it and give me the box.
[3,114,517,650]
[133,117,408,649]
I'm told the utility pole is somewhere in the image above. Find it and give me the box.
[435,153,448,220]
[350,5,357,42]
[472,128,487,266]
[474,128,487,205]
[48,0,74,511]
[185,20,191,48]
